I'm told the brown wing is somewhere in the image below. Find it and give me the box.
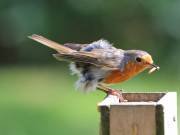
[29,34,120,69]
[53,50,120,69]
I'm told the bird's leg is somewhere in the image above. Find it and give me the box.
[97,84,126,102]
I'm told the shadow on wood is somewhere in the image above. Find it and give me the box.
[98,92,177,135]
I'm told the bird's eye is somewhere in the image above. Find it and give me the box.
[136,57,142,62]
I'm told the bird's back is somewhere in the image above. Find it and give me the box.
[63,39,114,51]
[66,39,123,92]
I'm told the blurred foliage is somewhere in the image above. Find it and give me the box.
[0,0,180,135]
[0,0,180,68]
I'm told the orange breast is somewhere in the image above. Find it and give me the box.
[103,62,146,84]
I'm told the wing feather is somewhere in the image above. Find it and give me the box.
[29,34,121,69]
[53,51,119,69]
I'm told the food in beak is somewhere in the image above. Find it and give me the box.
[148,64,160,74]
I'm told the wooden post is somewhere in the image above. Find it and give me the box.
[98,92,177,135]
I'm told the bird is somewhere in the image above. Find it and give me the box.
[28,34,160,102]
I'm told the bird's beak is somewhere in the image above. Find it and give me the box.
[148,63,160,74]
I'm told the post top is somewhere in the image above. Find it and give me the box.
[98,92,177,108]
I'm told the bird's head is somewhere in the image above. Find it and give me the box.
[125,50,160,74]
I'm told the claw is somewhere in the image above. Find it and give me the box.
[107,89,127,102]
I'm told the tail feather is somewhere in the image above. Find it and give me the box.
[28,34,76,53]
[28,34,117,69]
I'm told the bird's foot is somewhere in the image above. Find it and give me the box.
[107,89,127,102]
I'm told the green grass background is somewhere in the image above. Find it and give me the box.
[0,66,179,135]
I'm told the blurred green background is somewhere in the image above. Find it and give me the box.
[0,0,179,134]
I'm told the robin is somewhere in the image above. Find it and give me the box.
[29,34,160,102]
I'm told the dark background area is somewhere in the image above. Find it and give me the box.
[0,0,179,135]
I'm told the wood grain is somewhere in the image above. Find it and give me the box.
[98,92,177,135]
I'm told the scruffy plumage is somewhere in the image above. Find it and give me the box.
[28,34,159,94]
